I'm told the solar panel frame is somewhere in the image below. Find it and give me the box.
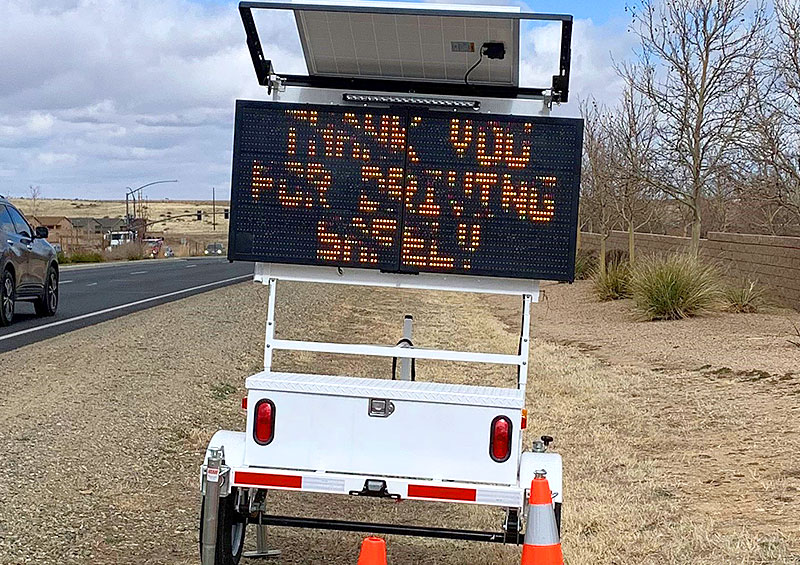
[238,1,574,102]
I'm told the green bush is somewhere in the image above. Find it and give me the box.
[56,251,70,264]
[630,254,720,321]
[723,279,765,313]
[68,251,105,264]
[592,261,632,301]
[574,250,597,280]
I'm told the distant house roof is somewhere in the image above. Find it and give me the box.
[70,217,102,228]
[96,217,126,230]
[33,216,73,228]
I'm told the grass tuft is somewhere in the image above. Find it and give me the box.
[592,261,632,301]
[722,279,765,313]
[630,254,720,321]
[574,250,597,280]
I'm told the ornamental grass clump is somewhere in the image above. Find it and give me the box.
[722,279,766,313]
[574,250,597,280]
[630,254,720,321]
[592,260,632,301]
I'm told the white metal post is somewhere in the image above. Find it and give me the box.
[399,315,413,381]
[264,278,277,372]
[517,294,532,389]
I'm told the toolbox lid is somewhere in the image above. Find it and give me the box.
[246,371,525,409]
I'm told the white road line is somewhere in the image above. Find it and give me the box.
[61,280,73,284]
[87,282,98,287]
[0,274,252,343]
[186,265,197,268]
[130,271,148,275]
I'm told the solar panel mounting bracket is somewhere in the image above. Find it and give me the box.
[238,1,574,103]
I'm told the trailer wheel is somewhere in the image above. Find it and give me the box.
[199,488,248,565]
[554,502,562,536]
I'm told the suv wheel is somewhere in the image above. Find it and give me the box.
[1,270,15,326]
[34,266,58,317]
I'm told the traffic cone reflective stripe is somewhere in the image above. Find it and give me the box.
[521,473,563,565]
[357,536,387,565]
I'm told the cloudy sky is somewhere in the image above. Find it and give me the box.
[0,0,635,200]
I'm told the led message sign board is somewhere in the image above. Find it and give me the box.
[229,101,583,281]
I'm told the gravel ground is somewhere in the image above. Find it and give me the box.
[0,280,798,564]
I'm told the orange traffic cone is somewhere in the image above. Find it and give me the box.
[357,536,387,565]
[521,471,563,565]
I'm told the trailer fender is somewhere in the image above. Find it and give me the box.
[519,452,563,504]
[204,430,247,468]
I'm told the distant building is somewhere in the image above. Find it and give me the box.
[96,217,127,233]
[70,217,103,235]
[32,216,74,239]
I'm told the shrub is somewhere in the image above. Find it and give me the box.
[56,251,70,264]
[630,254,720,321]
[722,279,765,313]
[103,242,145,262]
[68,251,105,263]
[592,261,632,301]
[574,250,597,280]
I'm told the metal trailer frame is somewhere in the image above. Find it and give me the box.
[201,265,563,563]
[256,264,534,382]
[201,4,571,561]
[238,1,574,103]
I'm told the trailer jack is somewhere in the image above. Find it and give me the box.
[243,512,281,560]
[200,447,226,565]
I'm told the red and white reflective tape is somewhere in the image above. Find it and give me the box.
[406,484,476,502]
[231,470,522,506]
[234,471,302,489]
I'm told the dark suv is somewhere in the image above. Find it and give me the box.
[0,196,59,326]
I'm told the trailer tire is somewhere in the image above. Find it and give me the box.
[199,488,248,565]
[554,502,562,536]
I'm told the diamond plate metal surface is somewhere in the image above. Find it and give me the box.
[245,371,524,409]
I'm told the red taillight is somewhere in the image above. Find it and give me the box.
[241,397,248,410]
[490,416,512,462]
[253,399,275,445]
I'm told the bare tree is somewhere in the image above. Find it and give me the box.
[581,99,619,275]
[743,0,800,229]
[619,0,769,256]
[28,185,42,217]
[608,84,657,262]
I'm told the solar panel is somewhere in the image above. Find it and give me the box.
[295,6,519,86]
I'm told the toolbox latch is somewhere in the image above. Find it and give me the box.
[368,398,395,418]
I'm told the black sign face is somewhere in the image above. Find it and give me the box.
[229,101,583,281]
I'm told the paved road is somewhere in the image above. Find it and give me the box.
[0,257,254,353]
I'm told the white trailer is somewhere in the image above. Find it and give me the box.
[200,2,581,563]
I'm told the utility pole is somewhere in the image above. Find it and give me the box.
[212,187,216,231]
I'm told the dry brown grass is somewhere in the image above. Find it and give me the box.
[10,197,230,236]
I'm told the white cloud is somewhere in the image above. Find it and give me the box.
[37,152,78,166]
[520,18,634,117]
[0,0,631,198]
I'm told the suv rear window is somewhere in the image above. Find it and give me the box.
[0,205,15,236]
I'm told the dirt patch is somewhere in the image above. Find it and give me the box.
[0,280,798,564]
[489,280,800,379]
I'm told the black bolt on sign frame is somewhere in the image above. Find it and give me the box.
[228,101,583,282]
